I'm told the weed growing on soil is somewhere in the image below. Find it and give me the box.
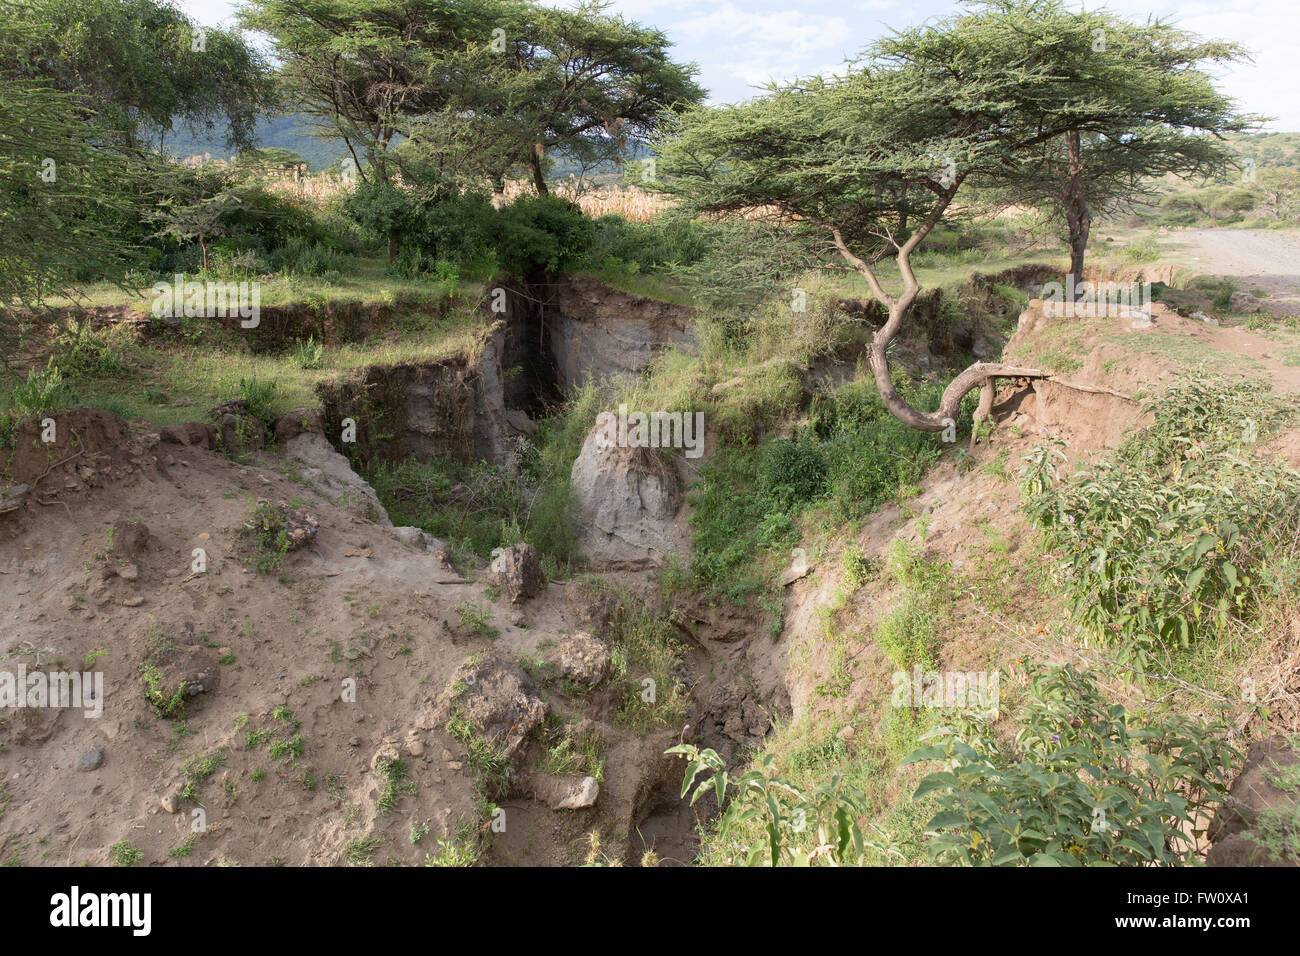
[109,840,143,867]
[241,499,291,573]
[374,756,417,814]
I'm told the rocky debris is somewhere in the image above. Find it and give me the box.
[1230,291,1263,313]
[273,408,325,443]
[542,631,611,687]
[209,399,266,455]
[252,501,319,552]
[567,585,623,638]
[158,421,215,448]
[281,429,391,527]
[369,740,401,772]
[440,655,548,763]
[488,543,546,603]
[142,643,220,712]
[1208,735,1300,866]
[0,484,31,515]
[525,772,600,810]
[669,599,757,645]
[570,412,685,569]
[393,526,447,553]
[698,684,773,749]
[75,748,104,772]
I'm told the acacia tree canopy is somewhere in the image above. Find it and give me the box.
[888,0,1255,286]
[9,0,275,148]
[241,0,704,192]
[652,0,1253,433]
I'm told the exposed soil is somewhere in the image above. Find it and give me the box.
[1169,228,1300,315]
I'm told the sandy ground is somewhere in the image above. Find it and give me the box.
[1167,228,1300,314]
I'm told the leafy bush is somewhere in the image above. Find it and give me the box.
[759,438,827,507]
[904,663,1236,866]
[670,744,868,866]
[582,213,710,276]
[1025,375,1300,667]
[268,237,346,277]
[238,376,280,435]
[52,321,132,378]
[491,194,595,278]
[874,541,951,668]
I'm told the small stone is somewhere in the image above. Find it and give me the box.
[447,761,463,771]
[160,793,179,814]
[75,748,104,772]
[119,563,139,582]
[121,596,145,607]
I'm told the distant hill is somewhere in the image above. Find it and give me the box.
[160,112,653,178]
[161,114,349,171]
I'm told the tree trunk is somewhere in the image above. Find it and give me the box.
[529,143,548,195]
[831,213,1042,436]
[1063,129,1091,297]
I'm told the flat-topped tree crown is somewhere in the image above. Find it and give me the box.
[652,0,1253,435]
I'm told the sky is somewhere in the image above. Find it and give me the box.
[180,0,1300,130]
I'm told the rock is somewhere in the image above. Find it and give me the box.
[208,400,265,455]
[542,631,611,687]
[1192,310,1219,326]
[527,772,599,810]
[393,526,436,551]
[405,736,425,758]
[283,432,391,527]
[273,408,325,442]
[1229,291,1262,314]
[118,563,139,582]
[488,543,546,604]
[121,596,145,607]
[1208,735,1300,866]
[569,412,685,569]
[160,792,180,814]
[780,556,813,587]
[158,422,214,448]
[0,484,30,515]
[440,655,548,763]
[75,749,104,772]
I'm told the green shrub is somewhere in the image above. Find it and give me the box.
[491,194,595,278]
[52,321,132,378]
[1025,375,1300,668]
[904,663,1237,866]
[759,438,827,507]
[670,744,868,866]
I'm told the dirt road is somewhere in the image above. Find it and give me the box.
[1167,227,1300,314]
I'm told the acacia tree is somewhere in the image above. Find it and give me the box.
[11,0,274,148]
[479,0,705,194]
[653,0,1255,433]
[239,0,500,184]
[653,64,1052,434]
[902,0,1253,290]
